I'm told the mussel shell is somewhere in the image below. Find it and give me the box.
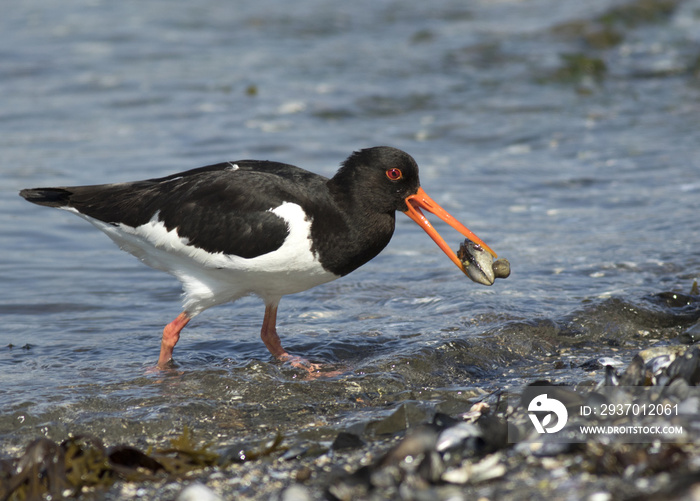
[457,240,510,286]
[466,262,495,286]
[457,240,494,285]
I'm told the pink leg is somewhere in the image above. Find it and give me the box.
[260,302,333,376]
[158,312,190,368]
[260,303,288,358]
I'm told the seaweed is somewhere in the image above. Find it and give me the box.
[0,428,239,500]
[542,0,683,90]
[148,426,219,475]
[554,54,608,84]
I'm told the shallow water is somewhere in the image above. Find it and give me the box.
[2,0,700,497]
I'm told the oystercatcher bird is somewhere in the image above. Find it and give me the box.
[20,146,495,369]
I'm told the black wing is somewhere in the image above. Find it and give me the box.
[20,160,330,259]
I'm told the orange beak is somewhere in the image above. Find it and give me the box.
[404,187,496,272]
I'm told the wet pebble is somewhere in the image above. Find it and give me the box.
[679,321,700,344]
[579,357,624,371]
[638,345,688,361]
[331,432,364,452]
[280,442,328,461]
[618,354,646,386]
[441,453,506,484]
[646,354,675,379]
[366,402,430,436]
[379,425,438,466]
[277,484,313,501]
[665,347,700,385]
[177,483,222,501]
[436,422,481,452]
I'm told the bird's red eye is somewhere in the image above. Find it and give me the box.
[386,168,403,181]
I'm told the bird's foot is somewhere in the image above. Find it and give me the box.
[145,359,181,374]
[279,353,322,372]
[278,354,344,379]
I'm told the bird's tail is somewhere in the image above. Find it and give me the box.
[19,188,73,208]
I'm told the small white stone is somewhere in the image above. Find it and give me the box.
[177,483,223,501]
